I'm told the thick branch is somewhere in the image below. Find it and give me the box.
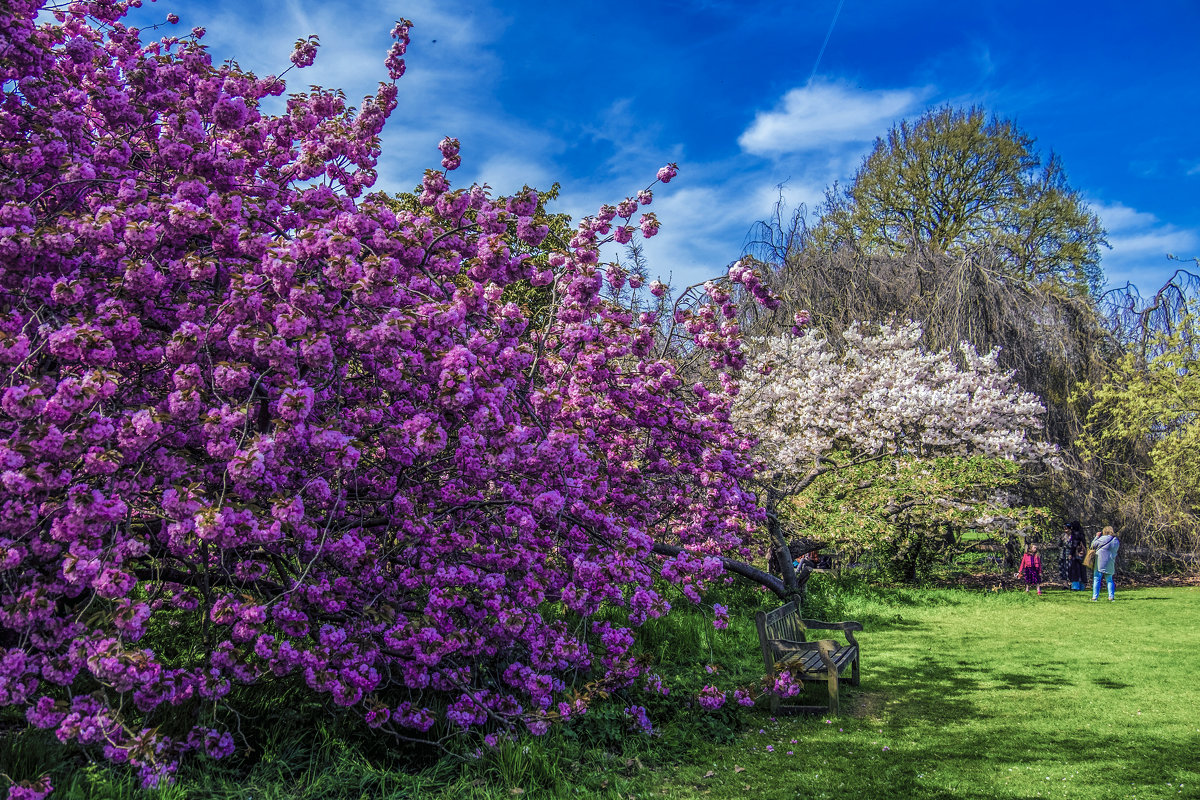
[133,565,283,597]
[789,451,893,493]
[651,541,791,599]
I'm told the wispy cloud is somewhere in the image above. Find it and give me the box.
[738,81,930,155]
[1094,200,1200,290]
[607,168,832,290]
[110,1,1198,303]
[473,154,558,197]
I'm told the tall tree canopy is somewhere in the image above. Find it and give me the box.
[818,106,1107,296]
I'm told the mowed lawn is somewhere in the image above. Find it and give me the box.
[635,585,1200,800]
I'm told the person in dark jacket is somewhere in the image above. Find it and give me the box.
[1059,521,1087,590]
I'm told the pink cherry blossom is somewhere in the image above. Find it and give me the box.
[0,1,771,784]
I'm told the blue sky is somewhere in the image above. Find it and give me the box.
[121,0,1199,295]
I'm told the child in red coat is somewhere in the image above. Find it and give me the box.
[1017,544,1042,595]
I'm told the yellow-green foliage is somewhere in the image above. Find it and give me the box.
[1078,314,1200,517]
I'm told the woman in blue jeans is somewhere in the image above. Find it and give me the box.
[1090,526,1120,601]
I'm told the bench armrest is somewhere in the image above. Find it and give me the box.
[800,620,863,631]
[801,619,862,648]
[773,638,826,652]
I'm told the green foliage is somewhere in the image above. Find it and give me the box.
[819,106,1106,295]
[782,454,1053,583]
[467,736,568,795]
[1076,307,1200,544]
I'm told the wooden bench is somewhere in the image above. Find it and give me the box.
[754,600,862,715]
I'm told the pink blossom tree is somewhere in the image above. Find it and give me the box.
[0,2,769,786]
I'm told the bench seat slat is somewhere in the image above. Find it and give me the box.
[779,645,856,674]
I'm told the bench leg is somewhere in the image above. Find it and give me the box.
[826,671,839,715]
[850,654,860,687]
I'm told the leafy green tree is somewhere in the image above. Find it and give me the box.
[1077,304,1200,535]
[1061,268,1200,564]
[819,106,1106,295]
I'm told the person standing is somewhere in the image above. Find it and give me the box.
[1017,543,1043,595]
[1090,526,1120,601]
[1061,521,1087,590]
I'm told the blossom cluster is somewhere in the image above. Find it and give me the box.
[697,685,727,711]
[0,1,767,786]
[734,320,1058,480]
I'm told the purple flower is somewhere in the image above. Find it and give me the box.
[697,685,726,711]
[0,1,776,779]
[624,704,653,733]
[290,35,320,68]
[639,213,661,238]
[7,776,53,800]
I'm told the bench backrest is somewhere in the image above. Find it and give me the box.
[755,599,806,645]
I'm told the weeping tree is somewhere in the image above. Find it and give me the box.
[738,108,1119,551]
[738,229,1111,449]
[742,105,1111,432]
[1073,263,1200,566]
[1100,261,1200,358]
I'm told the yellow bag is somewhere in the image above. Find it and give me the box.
[1083,548,1097,569]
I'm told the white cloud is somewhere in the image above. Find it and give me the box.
[599,170,827,290]
[1095,201,1159,233]
[123,0,529,188]
[738,81,930,155]
[1093,200,1200,290]
[472,154,558,197]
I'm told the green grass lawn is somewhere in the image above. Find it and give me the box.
[6,583,1198,799]
[633,584,1200,800]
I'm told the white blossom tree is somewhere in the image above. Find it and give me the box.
[735,320,1059,585]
